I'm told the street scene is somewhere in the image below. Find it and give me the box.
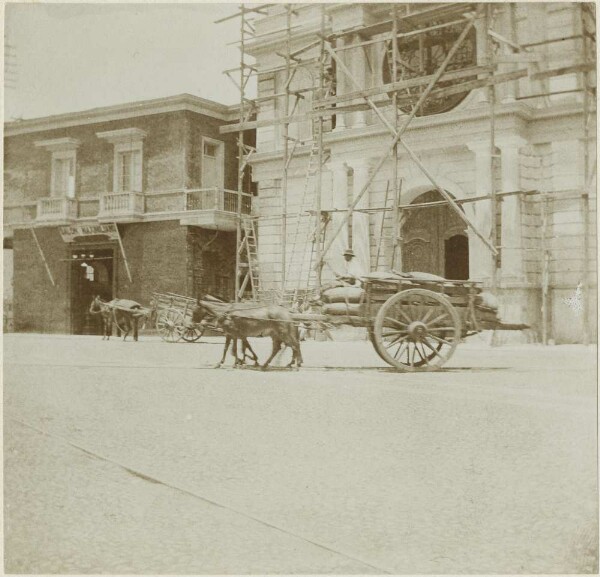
[3,332,598,574]
[3,2,598,574]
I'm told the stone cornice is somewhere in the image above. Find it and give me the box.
[5,94,240,137]
[249,101,588,171]
[34,137,81,152]
[96,128,147,144]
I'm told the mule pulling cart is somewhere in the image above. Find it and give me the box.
[153,271,527,371]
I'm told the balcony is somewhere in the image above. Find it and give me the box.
[3,187,253,235]
[36,198,78,225]
[98,192,145,222]
[179,188,252,231]
[3,203,37,237]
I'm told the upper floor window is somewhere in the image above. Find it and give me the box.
[383,23,477,116]
[96,128,146,193]
[117,149,142,192]
[34,137,80,198]
[201,137,224,188]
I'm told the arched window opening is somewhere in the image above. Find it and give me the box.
[383,23,477,116]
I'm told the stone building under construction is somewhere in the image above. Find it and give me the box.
[222,2,596,344]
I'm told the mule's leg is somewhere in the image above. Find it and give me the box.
[216,336,230,368]
[284,328,303,368]
[292,329,303,368]
[242,338,259,366]
[262,338,283,369]
[133,318,139,342]
[232,339,243,367]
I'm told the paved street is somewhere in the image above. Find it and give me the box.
[3,333,598,574]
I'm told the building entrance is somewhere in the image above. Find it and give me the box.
[401,190,469,280]
[70,248,114,334]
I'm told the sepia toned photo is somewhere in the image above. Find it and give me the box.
[3,1,598,574]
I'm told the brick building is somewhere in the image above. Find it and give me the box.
[4,94,254,334]
[236,2,596,343]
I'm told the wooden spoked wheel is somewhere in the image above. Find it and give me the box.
[156,309,184,343]
[180,317,205,342]
[373,288,461,372]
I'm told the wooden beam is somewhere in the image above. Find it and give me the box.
[315,65,492,107]
[494,53,543,63]
[113,222,133,283]
[220,70,528,134]
[530,62,596,81]
[214,4,274,24]
[30,227,55,286]
[487,28,522,51]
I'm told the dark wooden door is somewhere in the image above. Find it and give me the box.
[401,190,469,279]
[70,249,114,334]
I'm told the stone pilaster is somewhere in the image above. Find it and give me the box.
[497,136,527,283]
[325,161,350,277]
[350,33,368,128]
[350,158,372,275]
[466,140,494,283]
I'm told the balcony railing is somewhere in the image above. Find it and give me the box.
[185,188,252,215]
[98,192,145,220]
[4,187,253,231]
[3,203,37,228]
[37,198,78,223]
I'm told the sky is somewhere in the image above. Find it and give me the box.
[4,2,259,120]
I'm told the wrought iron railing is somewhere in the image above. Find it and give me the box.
[185,188,252,215]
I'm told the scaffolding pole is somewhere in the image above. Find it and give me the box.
[486,4,499,292]
[313,4,326,294]
[541,191,549,345]
[390,4,401,271]
[280,5,293,295]
[580,2,593,345]
[234,4,246,302]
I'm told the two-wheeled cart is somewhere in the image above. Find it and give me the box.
[292,272,527,372]
[152,292,207,343]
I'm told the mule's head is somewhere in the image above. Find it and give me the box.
[89,295,103,314]
[191,303,208,324]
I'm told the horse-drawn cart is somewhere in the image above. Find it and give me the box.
[152,292,207,343]
[290,271,527,372]
[153,272,527,371]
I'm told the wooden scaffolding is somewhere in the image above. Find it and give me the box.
[218,2,596,342]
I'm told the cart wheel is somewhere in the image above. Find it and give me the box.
[180,318,206,342]
[373,288,461,372]
[156,309,184,343]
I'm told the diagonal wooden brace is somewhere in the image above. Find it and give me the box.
[320,16,497,261]
[30,226,55,286]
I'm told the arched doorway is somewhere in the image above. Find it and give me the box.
[401,190,469,280]
[70,248,114,334]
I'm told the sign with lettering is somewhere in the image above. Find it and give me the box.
[59,223,119,243]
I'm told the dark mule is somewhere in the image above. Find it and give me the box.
[197,300,303,369]
[89,296,145,341]
[192,299,259,368]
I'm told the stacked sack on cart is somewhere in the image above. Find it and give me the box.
[320,285,366,321]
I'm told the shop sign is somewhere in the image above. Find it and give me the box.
[59,223,119,243]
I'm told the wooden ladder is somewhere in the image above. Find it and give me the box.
[238,216,261,301]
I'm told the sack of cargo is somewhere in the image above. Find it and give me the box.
[322,286,365,304]
[322,302,364,317]
[322,286,365,303]
[475,291,499,310]
[406,271,447,282]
